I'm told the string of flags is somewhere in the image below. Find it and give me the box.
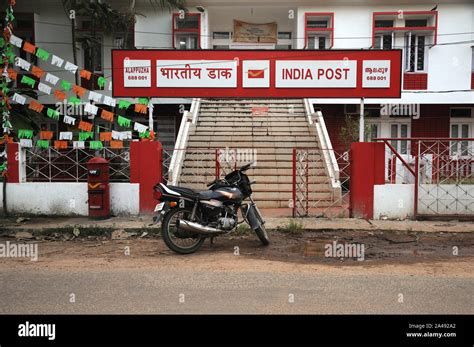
[5,35,157,150]
[0,0,16,175]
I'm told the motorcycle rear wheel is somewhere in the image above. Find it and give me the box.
[161,207,205,254]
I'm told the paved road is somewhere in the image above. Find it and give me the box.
[0,267,472,314]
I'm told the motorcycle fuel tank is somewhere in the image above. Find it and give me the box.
[213,187,243,203]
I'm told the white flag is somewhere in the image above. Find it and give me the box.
[45,73,60,86]
[88,91,102,103]
[73,141,85,149]
[38,82,52,95]
[112,130,121,140]
[20,139,33,148]
[121,131,132,140]
[9,34,23,48]
[64,61,78,74]
[51,55,64,68]
[134,122,148,133]
[103,96,116,107]
[59,132,73,140]
[12,93,26,105]
[15,57,31,71]
[84,103,98,116]
[63,115,76,126]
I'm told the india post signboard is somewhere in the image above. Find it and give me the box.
[112,50,402,98]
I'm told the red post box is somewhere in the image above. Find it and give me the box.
[87,157,110,219]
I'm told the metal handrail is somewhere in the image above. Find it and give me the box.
[168,98,201,185]
[303,98,340,188]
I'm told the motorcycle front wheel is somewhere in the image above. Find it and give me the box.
[161,207,205,254]
[254,224,270,246]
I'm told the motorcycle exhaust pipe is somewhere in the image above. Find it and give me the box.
[177,219,225,235]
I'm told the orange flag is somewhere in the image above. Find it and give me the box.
[99,132,112,141]
[54,89,66,102]
[110,140,123,149]
[31,65,45,79]
[23,41,36,54]
[100,109,114,122]
[72,84,87,97]
[80,69,92,80]
[134,103,148,114]
[40,131,54,140]
[8,68,17,80]
[78,120,93,132]
[29,100,44,113]
[54,140,68,149]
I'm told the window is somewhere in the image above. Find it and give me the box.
[374,34,393,50]
[365,123,380,142]
[308,35,326,50]
[450,108,472,118]
[307,20,328,28]
[375,20,393,28]
[173,13,200,49]
[213,32,231,39]
[176,34,198,49]
[390,123,410,154]
[450,123,470,156]
[175,15,199,30]
[305,13,333,49]
[405,19,428,27]
[278,32,292,40]
[275,45,292,50]
[405,33,426,72]
[213,45,229,50]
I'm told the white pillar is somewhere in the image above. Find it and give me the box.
[148,100,154,132]
[359,98,365,142]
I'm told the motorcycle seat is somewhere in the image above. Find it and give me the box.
[166,185,197,198]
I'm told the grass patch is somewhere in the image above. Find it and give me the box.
[234,223,253,236]
[282,219,304,234]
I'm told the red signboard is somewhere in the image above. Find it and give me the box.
[112,49,402,98]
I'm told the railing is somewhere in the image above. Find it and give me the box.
[303,99,340,189]
[168,98,201,185]
[23,146,130,182]
[162,147,241,188]
[292,147,350,218]
[376,138,474,218]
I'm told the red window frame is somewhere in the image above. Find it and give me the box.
[172,12,201,49]
[371,11,438,48]
[304,12,334,49]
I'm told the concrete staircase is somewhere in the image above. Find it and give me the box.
[178,98,341,208]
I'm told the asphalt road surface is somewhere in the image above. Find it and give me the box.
[0,234,472,314]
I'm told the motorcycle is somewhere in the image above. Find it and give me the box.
[152,162,269,254]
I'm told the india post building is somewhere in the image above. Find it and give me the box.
[5,0,474,216]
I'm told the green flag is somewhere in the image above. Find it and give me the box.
[117,115,131,128]
[118,100,132,110]
[18,129,34,139]
[79,132,93,141]
[35,48,50,61]
[60,80,72,91]
[138,97,149,105]
[97,76,107,89]
[21,75,36,88]
[36,140,49,149]
[46,108,60,120]
[68,96,81,105]
[89,141,103,150]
